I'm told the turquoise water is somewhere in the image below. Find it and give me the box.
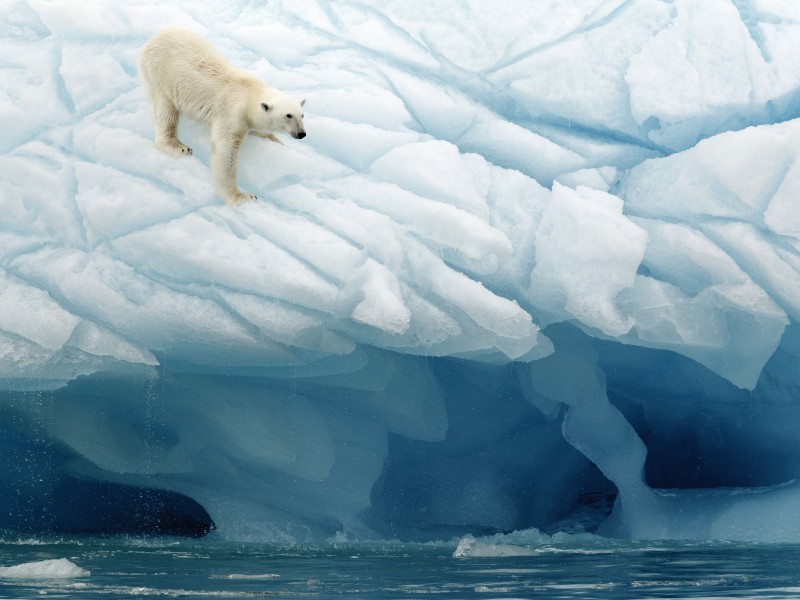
[1,536,800,598]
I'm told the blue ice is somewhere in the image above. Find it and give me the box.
[1,0,800,544]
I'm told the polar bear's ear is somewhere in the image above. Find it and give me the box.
[261,102,271,112]
[300,98,306,107]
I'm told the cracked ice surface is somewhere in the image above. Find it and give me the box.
[2,0,800,542]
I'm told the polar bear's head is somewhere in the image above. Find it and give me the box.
[257,96,306,139]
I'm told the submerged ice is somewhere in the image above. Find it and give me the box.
[2,0,800,543]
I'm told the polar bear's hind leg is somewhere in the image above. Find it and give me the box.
[151,95,193,156]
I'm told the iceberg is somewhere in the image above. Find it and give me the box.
[1,0,800,543]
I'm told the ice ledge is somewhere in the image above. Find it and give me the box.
[2,2,800,392]
[5,122,800,391]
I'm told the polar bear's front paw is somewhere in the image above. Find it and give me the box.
[226,191,257,205]
[156,139,193,157]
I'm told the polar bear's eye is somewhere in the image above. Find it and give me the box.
[286,114,293,119]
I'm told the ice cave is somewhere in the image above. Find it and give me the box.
[2,0,800,544]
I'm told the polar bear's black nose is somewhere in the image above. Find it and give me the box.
[297,131,306,139]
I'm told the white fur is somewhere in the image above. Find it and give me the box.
[138,28,306,205]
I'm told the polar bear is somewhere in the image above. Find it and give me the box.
[138,28,306,205]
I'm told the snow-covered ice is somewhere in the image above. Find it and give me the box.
[0,558,89,579]
[1,0,800,543]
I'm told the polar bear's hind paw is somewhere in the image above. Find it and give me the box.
[155,139,193,156]
[226,191,257,205]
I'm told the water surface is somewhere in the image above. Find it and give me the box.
[1,536,799,598]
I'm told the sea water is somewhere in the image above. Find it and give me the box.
[1,536,800,599]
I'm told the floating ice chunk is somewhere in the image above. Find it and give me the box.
[529,184,647,336]
[219,573,280,580]
[454,534,538,558]
[0,558,89,579]
[454,528,608,558]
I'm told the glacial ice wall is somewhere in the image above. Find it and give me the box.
[2,0,800,542]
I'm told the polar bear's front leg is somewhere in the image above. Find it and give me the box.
[212,124,255,205]
[251,131,284,145]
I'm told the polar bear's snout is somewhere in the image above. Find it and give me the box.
[295,131,306,139]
